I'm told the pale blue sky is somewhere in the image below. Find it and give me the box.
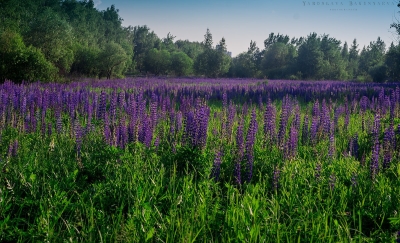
[96,0,400,56]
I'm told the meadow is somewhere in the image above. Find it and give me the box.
[0,78,400,242]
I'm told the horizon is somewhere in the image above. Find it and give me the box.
[95,0,400,56]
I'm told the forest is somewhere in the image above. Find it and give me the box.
[1,0,400,82]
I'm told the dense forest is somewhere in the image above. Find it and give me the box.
[1,0,400,82]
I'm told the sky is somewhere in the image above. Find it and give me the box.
[95,0,400,56]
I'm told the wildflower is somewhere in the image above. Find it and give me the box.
[329,173,336,191]
[370,139,380,180]
[315,162,322,181]
[74,120,82,157]
[351,173,357,188]
[211,150,222,182]
[273,166,280,191]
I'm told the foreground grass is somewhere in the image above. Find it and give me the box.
[1,113,400,243]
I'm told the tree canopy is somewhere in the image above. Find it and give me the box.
[1,0,400,82]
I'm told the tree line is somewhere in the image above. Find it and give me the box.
[1,0,400,82]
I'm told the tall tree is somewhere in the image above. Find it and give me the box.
[132,25,161,73]
[203,28,213,49]
[25,8,75,75]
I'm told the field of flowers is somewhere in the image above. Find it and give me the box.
[0,78,400,242]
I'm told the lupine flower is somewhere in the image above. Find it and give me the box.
[97,91,107,120]
[245,109,258,183]
[234,160,242,186]
[154,136,160,150]
[302,115,309,144]
[383,125,395,169]
[278,104,288,148]
[328,132,335,160]
[235,118,245,185]
[349,134,359,159]
[273,166,280,191]
[329,173,336,191]
[211,150,222,182]
[372,113,380,141]
[310,116,318,145]
[8,140,18,157]
[370,139,380,180]
[264,99,276,146]
[104,113,111,146]
[351,173,357,188]
[74,119,82,157]
[315,162,322,181]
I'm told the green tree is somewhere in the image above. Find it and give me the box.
[386,42,400,81]
[358,37,386,82]
[144,48,171,75]
[25,8,75,75]
[203,28,213,49]
[175,40,204,60]
[296,33,323,79]
[194,35,231,77]
[318,35,348,80]
[132,25,161,73]
[347,39,359,79]
[170,51,193,76]
[0,30,56,82]
[262,42,294,78]
[98,42,130,79]
[230,52,257,77]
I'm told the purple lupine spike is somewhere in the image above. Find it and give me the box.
[278,104,288,148]
[310,116,318,145]
[47,123,52,137]
[245,109,258,183]
[372,113,380,141]
[150,93,158,130]
[349,134,359,159]
[168,111,175,140]
[329,173,336,191]
[97,91,107,120]
[104,113,111,146]
[74,119,82,157]
[360,96,369,113]
[302,115,309,144]
[118,116,127,149]
[234,160,242,186]
[315,162,322,181]
[211,150,222,182]
[397,231,400,243]
[328,129,335,160]
[290,125,298,158]
[273,166,280,191]
[154,136,160,150]
[196,105,210,150]
[222,92,228,110]
[258,94,263,110]
[128,117,136,143]
[293,105,301,132]
[142,117,153,148]
[110,92,117,122]
[370,139,380,180]
[55,106,62,134]
[176,111,182,132]
[226,101,236,141]
[351,173,357,188]
[383,124,395,169]
[235,118,245,185]
[8,140,18,157]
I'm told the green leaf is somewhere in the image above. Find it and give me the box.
[145,227,155,242]
[29,174,36,182]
